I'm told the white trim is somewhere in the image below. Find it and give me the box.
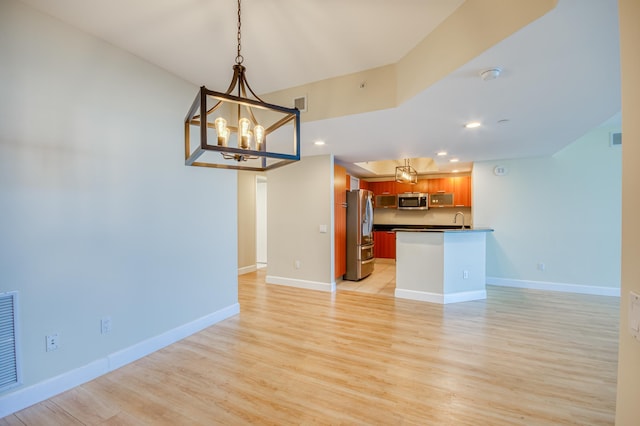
[266,275,336,292]
[486,277,620,297]
[238,265,257,275]
[0,303,240,418]
[395,288,486,304]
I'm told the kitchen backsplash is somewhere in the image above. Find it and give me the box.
[373,207,472,227]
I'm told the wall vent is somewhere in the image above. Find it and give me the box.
[610,132,622,147]
[0,291,21,392]
[293,96,307,112]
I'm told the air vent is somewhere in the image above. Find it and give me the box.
[610,132,622,147]
[293,96,307,112]
[0,292,21,392]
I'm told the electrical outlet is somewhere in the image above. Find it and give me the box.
[101,316,112,335]
[463,270,469,279]
[46,333,59,352]
[537,262,545,272]
[295,260,301,269]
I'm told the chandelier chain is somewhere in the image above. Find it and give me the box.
[236,0,243,64]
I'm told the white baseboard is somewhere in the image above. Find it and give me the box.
[394,288,487,304]
[0,303,240,418]
[266,275,336,292]
[238,265,257,275]
[486,277,620,297]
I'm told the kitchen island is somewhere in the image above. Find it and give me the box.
[394,228,494,304]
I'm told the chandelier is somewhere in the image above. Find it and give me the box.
[184,0,300,171]
[395,159,418,184]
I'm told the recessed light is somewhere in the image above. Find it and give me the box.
[452,169,459,173]
[314,140,325,146]
[450,158,459,163]
[464,121,481,129]
[436,151,447,156]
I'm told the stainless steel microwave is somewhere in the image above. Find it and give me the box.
[397,193,428,210]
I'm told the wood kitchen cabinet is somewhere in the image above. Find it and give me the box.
[415,179,429,194]
[374,231,396,259]
[428,178,454,194]
[451,176,471,207]
[395,181,415,194]
[367,176,471,207]
[369,181,419,196]
[366,181,378,194]
[428,176,472,207]
[369,181,396,196]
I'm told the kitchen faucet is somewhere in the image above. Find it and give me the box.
[454,211,465,229]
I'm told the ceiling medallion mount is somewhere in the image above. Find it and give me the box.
[480,67,502,81]
[184,0,300,171]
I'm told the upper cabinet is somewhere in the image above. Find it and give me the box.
[451,176,471,207]
[365,175,472,207]
[369,180,425,195]
[395,181,414,195]
[428,176,471,207]
[415,179,429,194]
[369,181,396,195]
[428,178,454,194]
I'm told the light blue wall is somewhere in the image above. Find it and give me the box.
[0,0,237,394]
[473,122,622,289]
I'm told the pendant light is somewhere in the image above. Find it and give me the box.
[395,159,418,184]
[184,0,301,171]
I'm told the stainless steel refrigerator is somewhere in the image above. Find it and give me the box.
[345,189,375,281]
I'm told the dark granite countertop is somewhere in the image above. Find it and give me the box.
[373,224,470,231]
[373,224,493,233]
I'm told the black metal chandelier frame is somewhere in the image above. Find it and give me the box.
[395,159,418,184]
[183,0,300,171]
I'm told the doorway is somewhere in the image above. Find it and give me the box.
[256,176,267,269]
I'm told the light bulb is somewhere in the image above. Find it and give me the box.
[220,127,230,147]
[254,125,265,151]
[214,117,228,146]
[239,117,251,149]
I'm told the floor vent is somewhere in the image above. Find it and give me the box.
[293,96,307,112]
[0,291,21,392]
[610,132,622,147]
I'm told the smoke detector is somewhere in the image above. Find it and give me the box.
[480,68,502,81]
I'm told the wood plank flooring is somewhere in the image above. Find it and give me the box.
[337,259,396,296]
[2,264,619,425]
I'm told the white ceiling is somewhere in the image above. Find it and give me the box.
[21,0,621,177]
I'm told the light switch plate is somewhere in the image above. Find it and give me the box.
[629,291,640,341]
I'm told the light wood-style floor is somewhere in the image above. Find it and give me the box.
[2,263,619,425]
[337,259,396,296]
